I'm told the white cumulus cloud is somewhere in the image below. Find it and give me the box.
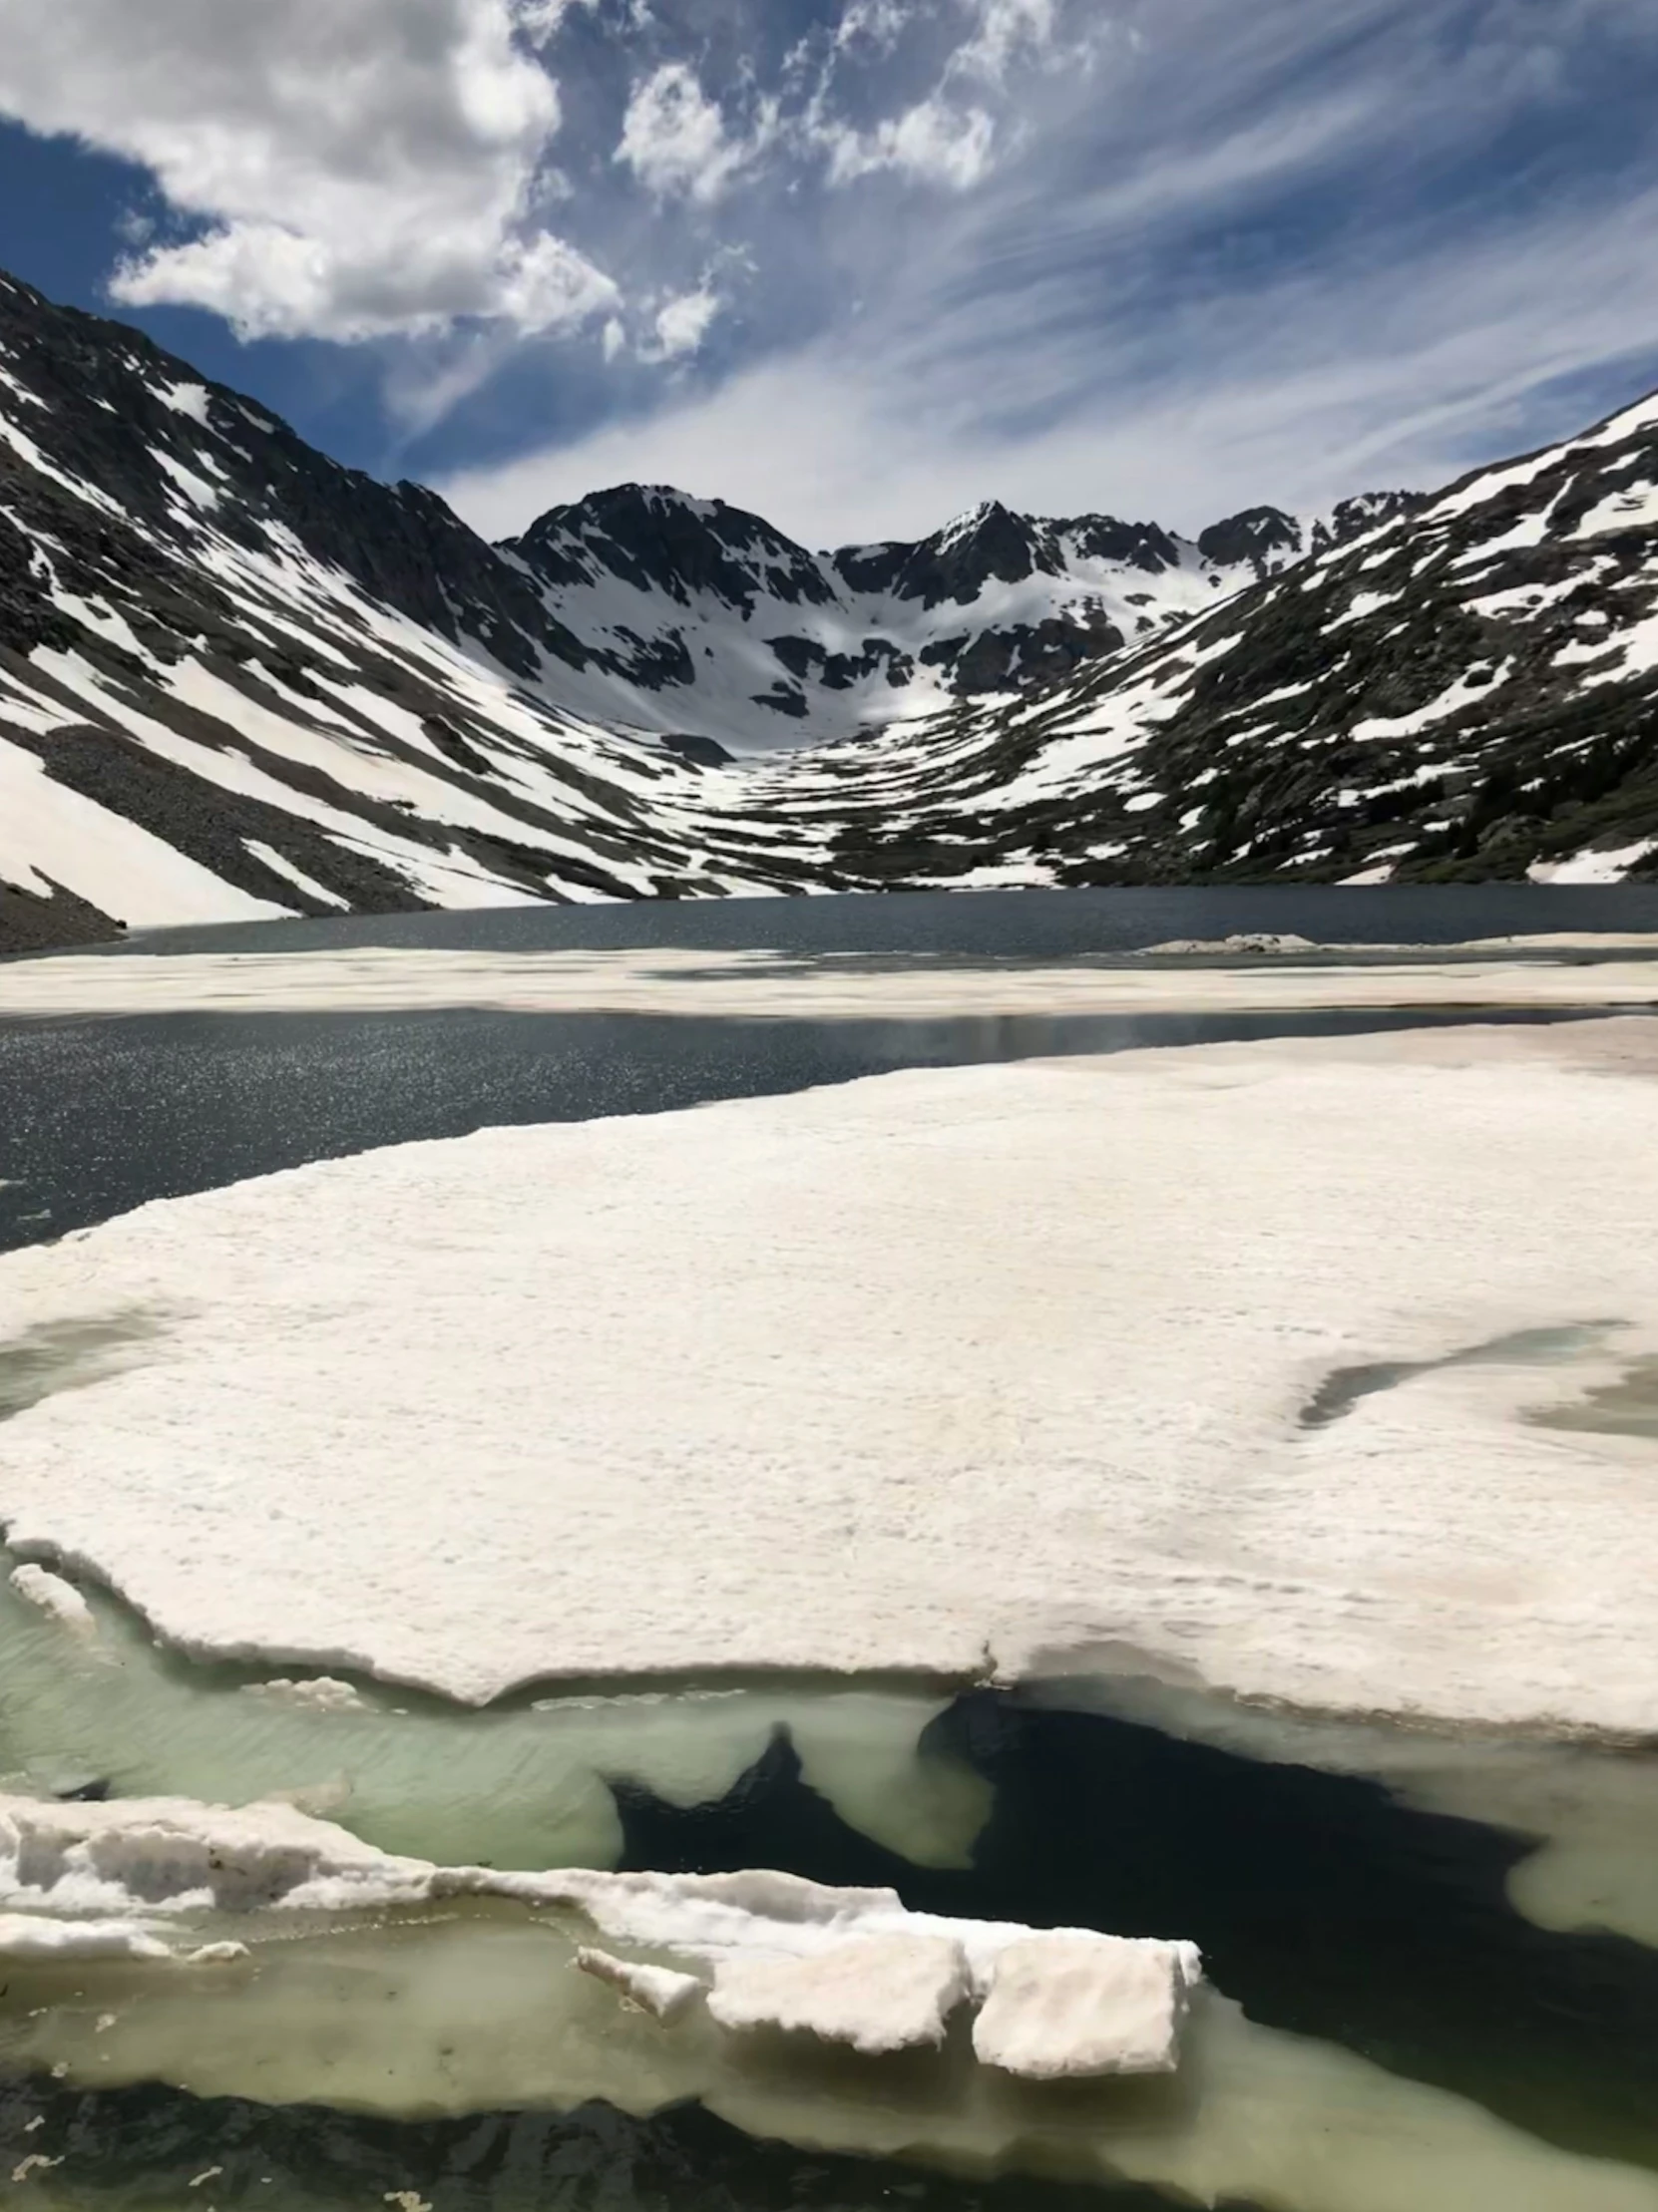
[648,284,725,359]
[821,96,997,188]
[617,63,774,203]
[0,0,618,342]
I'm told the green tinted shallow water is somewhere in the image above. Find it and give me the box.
[5,1908,1657,2212]
[0,1560,990,1872]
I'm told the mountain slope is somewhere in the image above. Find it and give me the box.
[735,390,1658,891]
[0,269,850,941]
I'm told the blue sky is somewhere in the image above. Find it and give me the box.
[1,0,1656,548]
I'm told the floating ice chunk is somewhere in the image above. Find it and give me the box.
[0,1791,1194,2078]
[9,1566,97,1641]
[575,1946,701,2022]
[707,1933,970,2054]
[973,1932,1199,2079]
[1136,932,1320,956]
[241,1676,367,1713]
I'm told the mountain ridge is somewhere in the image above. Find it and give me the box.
[498,477,1426,747]
[2,261,1656,954]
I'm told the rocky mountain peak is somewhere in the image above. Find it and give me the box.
[1195,506,1305,577]
[508,482,838,614]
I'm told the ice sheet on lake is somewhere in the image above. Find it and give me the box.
[0,1023,1656,1732]
[2,937,1658,1020]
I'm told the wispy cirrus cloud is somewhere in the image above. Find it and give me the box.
[434,0,1658,539]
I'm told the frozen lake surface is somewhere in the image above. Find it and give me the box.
[2,888,1658,2212]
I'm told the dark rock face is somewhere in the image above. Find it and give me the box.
[512,484,841,614]
[657,731,734,768]
[1311,489,1431,553]
[0,876,124,952]
[882,501,1063,607]
[1057,515,1185,570]
[0,273,591,687]
[1197,506,1305,576]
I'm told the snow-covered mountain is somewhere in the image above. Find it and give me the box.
[1,259,1656,954]
[0,267,844,949]
[738,390,1658,891]
[499,483,1423,749]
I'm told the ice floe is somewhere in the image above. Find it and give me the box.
[706,1933,972,2054]
[1,1023,1656,1732]
[972,1933,1197,2079]
[0,1788,1193,2077]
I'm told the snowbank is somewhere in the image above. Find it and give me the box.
[1,1022,1655,1731]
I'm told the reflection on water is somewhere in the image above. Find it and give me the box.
[1,2074,1251,2212]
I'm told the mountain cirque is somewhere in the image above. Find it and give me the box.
[1,263,1656,954]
